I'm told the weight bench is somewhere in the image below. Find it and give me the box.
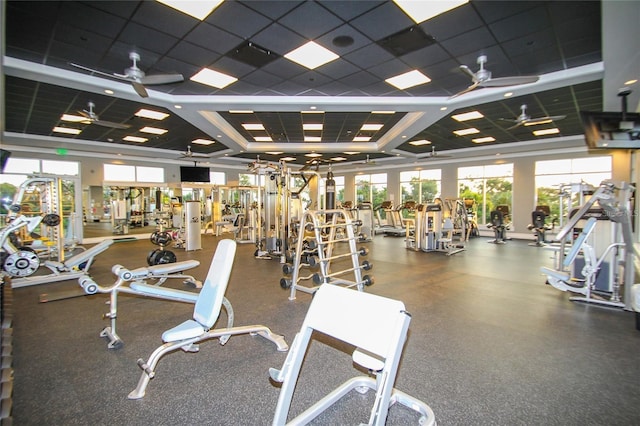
[15,239,114,290]
[270,284,436,425]
[128,239,288,399]
[79,257,205,349]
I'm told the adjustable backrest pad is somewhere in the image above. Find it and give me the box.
[304,285,409,360]
[193,239,237,327]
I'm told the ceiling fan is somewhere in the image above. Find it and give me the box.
[179,145,210,159]
[77,102,130,129]
[70,52,184,98]
[450,55,540,99]
[359,155,377,165]
[499,104,566,130]
[423,146,452,159]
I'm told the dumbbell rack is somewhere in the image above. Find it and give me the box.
[280,209,374,300]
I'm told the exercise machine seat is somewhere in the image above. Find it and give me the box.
[270,284,436,425]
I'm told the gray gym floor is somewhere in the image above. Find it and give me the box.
[9,233,640,425]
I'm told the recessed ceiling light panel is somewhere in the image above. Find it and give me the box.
[61,114,88,123]
[242,123,265,131]
[156,0,223,20]
[192,139,215,145]
[393,0,468,23]
[353,136,371,142]
[453,128,480,136]
[304,136,321,142]
[533,128,560,136]
[385,70,431,90]
[123,136,148,143]
[140,126,168,135]
[191,67,238,89]
[303,123,323,131]
[361,124,383,131]
[135,109,169,120]
[452,111,484,122]
[284,41,339,70]
[409,139,432,146]
[472,137,496,143]
[53,126,81,135]
[254,136,273,142]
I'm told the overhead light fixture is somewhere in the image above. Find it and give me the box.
[284,41,339,69]
[533,128,560,136]
[192,139,215,145]
[371,110,395,114]
[331,157,347,161]
[156,0,223,20]
[360,124,383,131]
[229,110,253,114]
[140,126,168,135]
[305,153,323,158]
[191,67,238,89]
[385,70,431,90]
[266,151,283,155]
[344,151,360,155]
[60,114,88,123]
[303,123,323,131]
[123,136,148,142]
[409,139,432,146]
[304,136,321,142]
[280,156,296,161]
[302,110,324,114]
[453,128,480,136]
[53,126,81,135]
[472,136,496,143]
[393,0,468,23]
[254,136,272,142]
[135,109,169,120]
[524,119,553,126]
[353,136,371,142]
[452,111,484,122]
[242,123,265,131]
[104,89,114,95]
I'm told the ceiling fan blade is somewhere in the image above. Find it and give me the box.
[141,74,184,85]
[480,75,539,87]
[459,65,477,80]
[449,81,480,99]
[506,122,524,130]
[78,110,91,119]
[69,63,129,82]
[131,81,149,98]
[92,119,131,129]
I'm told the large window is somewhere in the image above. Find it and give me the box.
[535,156,611,224]
[210,171,225,185]
[355,173,387,207]
[400,169,441,204]
[103,164,164,183]
[458,164,513,225]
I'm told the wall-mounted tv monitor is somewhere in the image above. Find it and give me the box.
[0,149,11,173]
[581,111,640,149]
[180,166,210,183]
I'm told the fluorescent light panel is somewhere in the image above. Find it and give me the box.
[344,151,360,155]
[192,139,215,145]
[191,68,237,89]
[280,157,296,161]
[229,110,253,114]
[453,128,480,136]
[353,136,371,142]
[242,123,265,131]
[60,114,88,123]
[472,137,496,143]
[452,111,484,122]
[123,136,148,142]
[135,109,169,120]
[305,153,322,158]
[371,111,395,114]
[360,124,383,131]
[533,128,560,136]
[284,41,339,69]
[524,119,552,126]
[330,157,347,161]
[53,126,81,135]
[409,139,432,146]
[304,136,321,142]
[266,151,283,155]
[156,0,223,20]
[303,123,323,131]
[385,70,431,90]
[140,126,168,135]
[254,136,272,142]
[302,110,324,114]
[393,0,468,23]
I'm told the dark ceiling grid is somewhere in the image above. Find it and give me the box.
[3,1,608,166]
